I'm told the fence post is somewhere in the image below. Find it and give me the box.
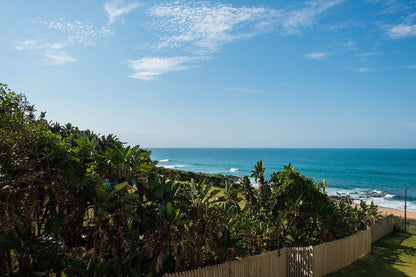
[405,187,407,232]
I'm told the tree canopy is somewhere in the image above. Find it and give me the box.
[0,84,379,276]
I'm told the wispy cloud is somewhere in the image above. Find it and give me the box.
[281,0,345,34]
[303,52,330,60]
[125,56,200,80]
[393,64,416,70]
[148,2,274,53]
[16,40,41,50]
[225,87,265,93]
[367,0,415,15]
[17,1,345,74]
[404,122,416,127]
[326,20,365,31]
[104,1,141,24]
[387,23,416,38]
[17,18,114,65]
[16,39,76,65]
[16,40,67,51]
[355,67,371,72]
[33,18,113,46]
[133,0,344,80]
[356,52,382,57]
[342,40,359,51]
[148,0,344,52]
[43,52,77,65]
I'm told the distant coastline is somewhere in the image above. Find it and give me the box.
[151,148,416,211]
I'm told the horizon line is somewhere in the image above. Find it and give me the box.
[144,147,416,150]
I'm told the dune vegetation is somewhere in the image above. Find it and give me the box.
[0,84,379,276]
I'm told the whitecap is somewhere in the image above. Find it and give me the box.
[229,168,239,172]
[353,197,416,211]
[159,159,170,162]
[161,165,186,169]
[326,187,416,211]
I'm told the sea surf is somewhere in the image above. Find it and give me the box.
[150,148,416,211]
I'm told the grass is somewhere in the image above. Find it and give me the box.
[330,227,416,277]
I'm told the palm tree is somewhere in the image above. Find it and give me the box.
[251,161,265,193]
[99,134,123,150]
[223,180,242,207]
[241,176,256,207]
[62,122,75,137]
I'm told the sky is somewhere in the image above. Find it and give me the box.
[1,0,416,148]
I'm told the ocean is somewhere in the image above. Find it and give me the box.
[149,148,416,211]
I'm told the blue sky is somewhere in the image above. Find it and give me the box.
[1,0,416,148]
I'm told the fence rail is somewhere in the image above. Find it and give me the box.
[164,215,394,277]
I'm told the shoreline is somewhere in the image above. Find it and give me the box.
[378,206,416,219]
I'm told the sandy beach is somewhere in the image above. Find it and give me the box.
[378,206,416,220]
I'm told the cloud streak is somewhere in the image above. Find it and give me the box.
[43,52,77,65]
[17,18,114,65]
[281,0,344,34]
[404,122,416,127]
[16,40,67,51]
[304,52,329,60]
[33,18,113,46]
[355,52,382,57]
[104,1,141,24]
[387,23,416,38]
[16,39,76,65]
[355,67,371,72]
[225,87,265,93]
[126,57,200,80]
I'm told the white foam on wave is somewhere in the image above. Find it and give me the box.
[230,168,239,172]
[326,187,363,196]
[159,159,169,162]
[326,187,416,211]
[161,165,186,169]
[353,197,416,211]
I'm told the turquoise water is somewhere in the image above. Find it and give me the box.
[149,148,416,211]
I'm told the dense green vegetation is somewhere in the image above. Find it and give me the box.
[0,84,379,276]
[155,167,233,188]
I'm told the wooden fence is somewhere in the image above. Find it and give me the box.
[312,229,371,276]
[287,247,314,277]
[371,214,394,243]
[164,250,287,277]
[164,216,394,277]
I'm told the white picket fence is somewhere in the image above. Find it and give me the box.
[164,215,394,277]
